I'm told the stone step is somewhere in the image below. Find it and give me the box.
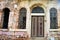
[30,37,46,40]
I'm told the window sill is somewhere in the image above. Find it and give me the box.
[9,29,27,31]
[0,29,27,31]
[0,29,8,31]
[49,29,59,32]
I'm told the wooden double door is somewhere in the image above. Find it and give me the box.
[31,16,44,37]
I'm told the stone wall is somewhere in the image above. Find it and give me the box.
[58,9,60,28]
[0,0,59,38]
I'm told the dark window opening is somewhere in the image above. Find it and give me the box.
[2,8,10,29]
[19,8,26,29]
[50,8,58,29]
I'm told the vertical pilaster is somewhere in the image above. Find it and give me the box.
[26,6,31,37]
[0,10,3,29]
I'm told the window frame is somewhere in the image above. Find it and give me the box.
[19,8,27,29]
[50,8,58,29]
[2,8,10,29]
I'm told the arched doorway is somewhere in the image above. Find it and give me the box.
[31,6,44,37]
[2,8,10,29]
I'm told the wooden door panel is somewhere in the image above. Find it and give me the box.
[38,17,44,36]
[31,17,37,37]
[31,16,44,37]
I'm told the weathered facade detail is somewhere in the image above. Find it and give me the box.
[0,0,60,40]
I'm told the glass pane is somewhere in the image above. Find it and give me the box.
[50,8,57,29]
[31,6,44,13]
[19,8,26,29]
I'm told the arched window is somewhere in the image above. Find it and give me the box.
[2,8,10,29]
[50,8,58,29]
[19,8,27,29]
[31,6,44,13]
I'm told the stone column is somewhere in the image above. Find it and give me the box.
[13,10,19,29]
[26,7,31,37]
[0,10,3,29]
[8,11,14,29]
[58,9,60,28]
[8,10,19,30]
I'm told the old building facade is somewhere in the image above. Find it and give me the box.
[0,0,60,40]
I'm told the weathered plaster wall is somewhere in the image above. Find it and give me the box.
[58,9,60,28]
[0,11,3,28]
[0,0,59,38]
